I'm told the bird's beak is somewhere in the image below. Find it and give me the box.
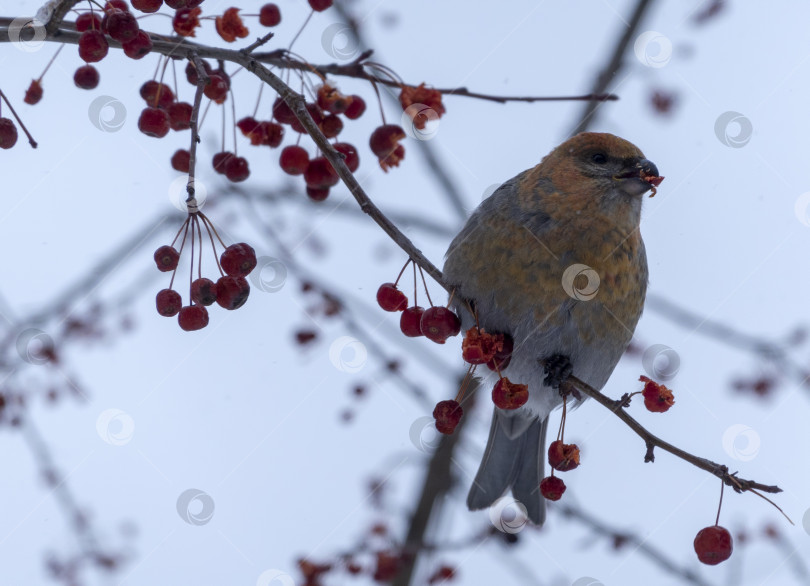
[615,158,664,196]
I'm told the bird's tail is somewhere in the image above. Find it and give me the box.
[466,412,548,525]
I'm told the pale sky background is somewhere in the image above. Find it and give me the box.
[1,1,810,585]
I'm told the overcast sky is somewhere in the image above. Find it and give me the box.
[2,1,810,585]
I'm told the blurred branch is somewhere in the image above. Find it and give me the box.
[238,192,450,411]
[252,185,456,239]
[557,502,714,586]
[392,383,477,586]
[570,0,656,135]
[646,293,810,387]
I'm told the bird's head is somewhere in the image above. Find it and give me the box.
[541,132,663,200]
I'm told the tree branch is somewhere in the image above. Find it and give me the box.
[570,0,656,135]
[554,370,783,497]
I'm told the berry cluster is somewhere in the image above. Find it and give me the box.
[154,210,256,331]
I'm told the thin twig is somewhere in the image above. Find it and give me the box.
[550,368,782,497]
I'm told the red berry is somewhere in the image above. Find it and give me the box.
[170,149,190,172]
[104,0,129,12]
[259,3,281,26]
[225,156,250,182]
[344,96,366,119]
[333,142,359,172]
[462,328,503,365]
[216,276,250,310]
[122,30,153,59]
[640,375,675,413]
[694,526,733,565]
[539,476,566,501]
[220,243,257,277]
[420,306,461,344]
[132,0,163,13]
[486,333,514,371]
[191,278,218,306]
[306,187,330,201]
[320,114,343,138]
[279,145,309,175]
[400,306,425,337]
[308,0,333,11]
[370,124,406,171]
[272,97,296,124]
[23,80,43,105]
[433,400,463,435]
[376,283,407,312]
[0,118,18,149]
[204,73,229,103]
[491,377,529,410]
[547,440,580,472]
[173,6,202,37]
[178,305,209,331]
[74,65,100,89]
[304,157,339,188]
[212,151,235,174]
[76,12,102,32]
[185,59,211,85]
[106,10,139,42]
[167,102,192,130]
[78,30,109,63]
[154,245,180,272]
[138,107,170,138]
[140,81,174,109]
[156,288,182,317]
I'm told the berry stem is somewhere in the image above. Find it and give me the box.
[412,261,417,305]
[417,264,433,307]
[714,479,724,526]
[198,212,227,248]
[170,216,190,248]
[369,80,385,124]
[251,82,264,118]
[194,215,204,279]
[287,10,313,52]
[393,258,411,287]
[188,213,196,297]
[230,86,238,155]
[200,214,224,276]
[0,89,37,148]
[36,45,64,82]
[453,364,476,403]
[169,217,192,290]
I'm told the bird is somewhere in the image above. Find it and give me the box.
[442,132,661,525]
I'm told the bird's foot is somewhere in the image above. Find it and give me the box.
[542,354,573,389]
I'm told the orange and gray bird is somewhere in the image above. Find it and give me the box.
[442,132,661,525]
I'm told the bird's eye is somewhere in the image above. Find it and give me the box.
[591,153,607,164]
